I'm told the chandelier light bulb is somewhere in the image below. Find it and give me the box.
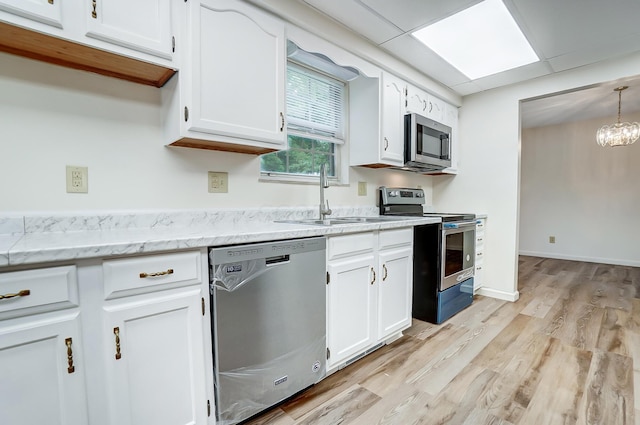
[596,86,640,147]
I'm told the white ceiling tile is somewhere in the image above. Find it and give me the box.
[548,34,640,73]
[302,0,402,44]
[358,0,481,31]
[509,0,640,59]
[472,61,552,91]
[380,35,470,88]
[450,81,484,96]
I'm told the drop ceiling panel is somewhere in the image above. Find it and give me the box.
[380,35,470,87]
[302,0,402,44]
[547,34,640,73]
[472,61,552,92]
[359,0,482,32]
[510,0,640,59]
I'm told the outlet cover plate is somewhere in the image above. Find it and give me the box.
[66,166,88,193]
[208,171,228,193]
[358,181,367,196]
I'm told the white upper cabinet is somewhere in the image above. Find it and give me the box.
[85,0,173,60]
[440,102,459,174]
[0,0,62,28]
[0,0,176,87]
[380,72,405,164]
[425,94,445,123]
[406,84,428,115]
[350,71,406,167]
[163,0,287,153]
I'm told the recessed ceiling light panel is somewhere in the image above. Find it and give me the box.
[412,0,539,80]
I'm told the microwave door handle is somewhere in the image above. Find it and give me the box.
[441,135,451,160]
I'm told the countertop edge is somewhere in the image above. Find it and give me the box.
[2,216,441,268]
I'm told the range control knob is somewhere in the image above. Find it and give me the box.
[389,190,399,197]
[416,191,424,198]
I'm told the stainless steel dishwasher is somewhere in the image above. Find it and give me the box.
[209,237,326,425]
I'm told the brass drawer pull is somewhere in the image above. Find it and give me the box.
[382,264,388,281]
[139,268,174,278]
[91,0,97,18]
[384,137,389,150]
[279,112,285,132]
[114,327,122,360]
[0,289,31,300]
[370,267,376,285]
[65,338,75,373]
[48,0,54,4]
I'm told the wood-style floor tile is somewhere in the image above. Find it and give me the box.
[294,384,380,425]
[243,257,639,425]
[576,351,634,425]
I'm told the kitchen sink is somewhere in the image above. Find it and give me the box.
[275,216,398,226]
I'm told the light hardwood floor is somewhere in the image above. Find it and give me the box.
[245,256,639,425]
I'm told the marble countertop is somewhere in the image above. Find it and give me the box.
[0,207,441,268]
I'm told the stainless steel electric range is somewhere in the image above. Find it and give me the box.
[379,186,476,323]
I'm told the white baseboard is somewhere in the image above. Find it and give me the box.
[476,286,520,302]
[518,251,640,267]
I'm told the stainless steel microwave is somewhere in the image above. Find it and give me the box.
[403,113,452,172]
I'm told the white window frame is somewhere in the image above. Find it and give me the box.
[260,62,350,185]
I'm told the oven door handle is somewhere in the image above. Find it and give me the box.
[443,221,477,229]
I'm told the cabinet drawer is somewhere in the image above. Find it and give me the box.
[0,266,78,319]
[379,228,412,250]
[103,251,202,299]
[327,233,375,260]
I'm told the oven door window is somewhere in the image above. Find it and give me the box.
[416,124,450,160]
[444,229,475,277]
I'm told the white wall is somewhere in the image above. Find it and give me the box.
[433,51,640,301]
[519,112,640,267]
[0,52,434,214]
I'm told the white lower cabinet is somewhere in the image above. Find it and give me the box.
[326,251,377,369]
[0,311,89,425]
[0,266,89,425]
[326,228,413,372]
[102,287,208,425]
[0,250,212,425]
[377,245,412,338]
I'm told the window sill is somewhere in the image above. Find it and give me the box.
[259,173,349,186]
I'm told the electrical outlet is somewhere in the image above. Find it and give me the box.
[357,181,367,196]
[549,236,556,244]
[66,166,88,193]
[208,171,228,193]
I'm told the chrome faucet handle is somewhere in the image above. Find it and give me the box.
[325,200,332,216]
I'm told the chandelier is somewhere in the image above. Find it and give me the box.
[596,86,640,147]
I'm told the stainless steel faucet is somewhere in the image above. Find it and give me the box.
[319,163,332,220]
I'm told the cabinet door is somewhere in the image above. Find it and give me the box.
[190,0,286,146]
[0,0,62,28]
[0,312,88,425]
[406,85,428,115]
[326,253,376,368]
[85,0,173,59]
[378,247,412,339]
[380,72,405,164]
[102,287,207,425]
[426,95,445,123]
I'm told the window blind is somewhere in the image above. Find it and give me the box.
[286,63,345,144]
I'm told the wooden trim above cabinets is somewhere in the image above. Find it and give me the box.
[169,137,279,155]
[0,22,176,88]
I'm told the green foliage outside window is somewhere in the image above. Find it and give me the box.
[261,135,336,177]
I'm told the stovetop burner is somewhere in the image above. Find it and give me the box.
[379,186,475,222]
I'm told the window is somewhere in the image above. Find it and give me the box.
[261,62,346,181]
